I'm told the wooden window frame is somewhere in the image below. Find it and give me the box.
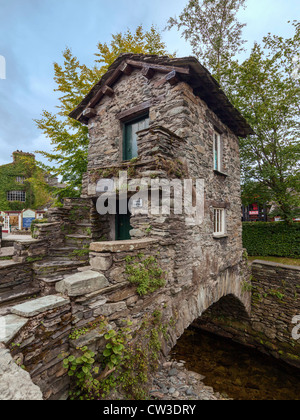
[213,208,227,237]
[7,190,26,202]
[213,132,222,172]
[122,113,149,162]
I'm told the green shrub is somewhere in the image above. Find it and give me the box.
[242,222,300,258]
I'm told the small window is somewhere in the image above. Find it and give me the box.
[7,191,26,202]
[16,176,25,184]
[213,132,222,172]
[123,115,149,161]
[213,208,226,236]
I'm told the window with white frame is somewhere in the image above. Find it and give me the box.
[213,132,222,172]
[16,176,25,184]
[213,208,226,236]
[7,191,26,202]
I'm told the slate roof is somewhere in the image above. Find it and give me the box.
[69,54,254,138]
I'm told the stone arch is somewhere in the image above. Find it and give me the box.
[170,265,251,347]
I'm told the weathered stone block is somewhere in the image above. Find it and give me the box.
[0,349,43,400]
[0,314,28,344]
[90,253,113,271]
[94,302,127,317]
[11,295,70,318]
[89,238,158,253]
[56,270,109,297]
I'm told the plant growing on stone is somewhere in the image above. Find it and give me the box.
[63,346,99,399]
[125,254,166,296]
[103,327,131,371]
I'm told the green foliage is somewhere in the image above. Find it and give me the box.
[242,222,300,258]
[167,0,247,84]
[232,26,300,222]
[103,328,130,371]
[63,346,99,400]
[0,154,51,211]
[62,311,170,400]
[168,2,299,222]
[125,253,166,296]
[35,25,172,199]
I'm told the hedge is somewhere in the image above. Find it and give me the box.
[242,222,300,258]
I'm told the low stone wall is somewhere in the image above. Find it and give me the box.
[0,238,250,400]
[194,260,300,368]
[13,239,49,263]
[0,261,37,314]
[0,238,173,399]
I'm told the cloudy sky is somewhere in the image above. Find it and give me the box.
[0,0,299,166]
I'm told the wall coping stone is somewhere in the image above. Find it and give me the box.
[90,238,158,253]
[55,270,110,297]
[252,260,300,271]
[0,314,28,344]
[11,295,70,318]
[0,349,43,400]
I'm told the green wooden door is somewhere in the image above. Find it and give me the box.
[116,213,132,240]
[115,199,132,240]
[123,116,149,161]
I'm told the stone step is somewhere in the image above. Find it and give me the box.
[0,314,28,344]
[56,270,109,297]
[10,295,70,318]
[0,247,14,259]
[33,259,87,277]
[49,250,89,262]
[0,286,41,307]
[65,235,91,247]
[50,247,77,256]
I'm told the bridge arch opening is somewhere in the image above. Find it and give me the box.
[191,293,251,335]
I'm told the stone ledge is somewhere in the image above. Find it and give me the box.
[0,314,28,344]
[0,260,23,269]
[252,260,300,271]
[56,270,109,297]
[11,295,70,318]
[90,238,158,253]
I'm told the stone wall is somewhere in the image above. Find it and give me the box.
[84,68,244,308]
[0,260,37,316]
[193,260,300,368]
[0,237,250,400]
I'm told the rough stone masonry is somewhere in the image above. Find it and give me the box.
[4,54,298,400]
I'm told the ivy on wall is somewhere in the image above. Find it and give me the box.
[0,153,52,211]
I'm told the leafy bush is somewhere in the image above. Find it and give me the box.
[242,222,300,258]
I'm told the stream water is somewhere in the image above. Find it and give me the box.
[171,328,300,400]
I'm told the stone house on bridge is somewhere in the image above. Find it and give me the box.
[69,53,253,286]
[1,54,271,400]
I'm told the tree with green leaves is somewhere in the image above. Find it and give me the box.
[235,23,300,222]
[168,0,299,221]
[35,25,171,201]
[166,0,247,84]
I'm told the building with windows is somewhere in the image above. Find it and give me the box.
[0,151,60,232]
[42,54,253,295]
[69,54,253,244]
